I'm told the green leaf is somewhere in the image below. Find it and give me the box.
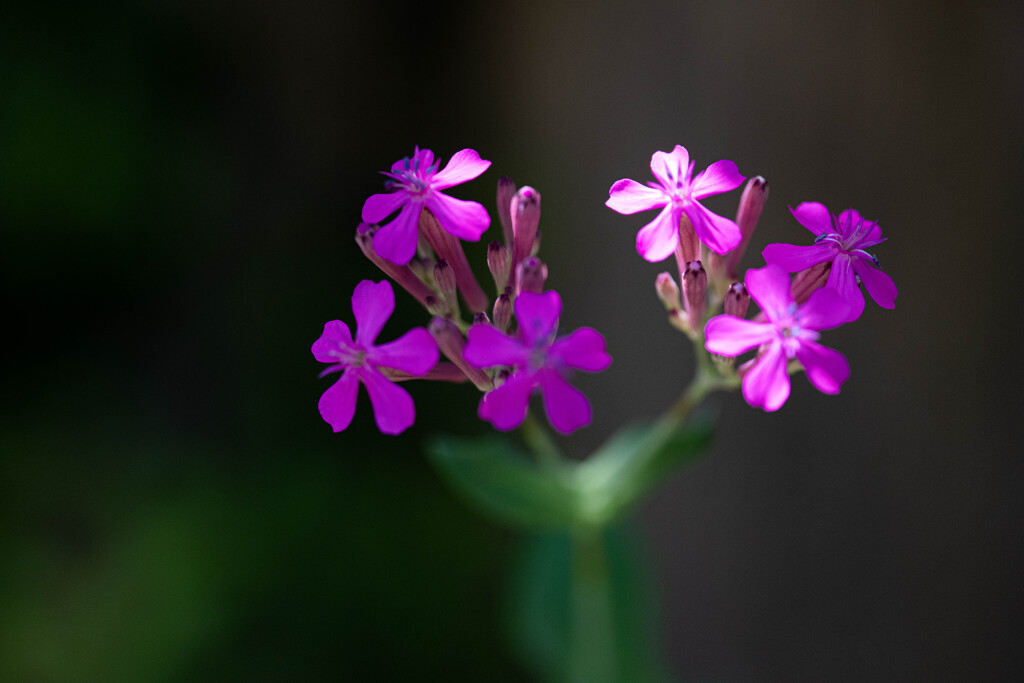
[426,434,581,530]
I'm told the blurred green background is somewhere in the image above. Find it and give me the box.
[2,0,1021,680]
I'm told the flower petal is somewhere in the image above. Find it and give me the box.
[605,178,669,215]
[690,159,745,199]
[538,369,592,434]
[351,280,394,347]
[682,201,742,255]
[742,343,790,412]
[424,192,490,241]
[761,242,836,272]
[789,202,834,235]
[635,205,680,262]
[704,315,776,356]
[463,324,530,368]
[318,368,360,432]
[360,366,416,435]
[372,201,422,264]
[649,146,689,189]
[549,328,612,372]
[431,148,491,190]
[745,265,796,321]
[795,340,849,395]
[852,259,897,310]
[312,320,354,363]
[799,288,853,330]
[368,327,438,375]
[825,254,865,321]
[479,370,535,431]
[362,191,409,224]
[514,290,562,346]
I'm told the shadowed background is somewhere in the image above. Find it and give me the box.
[2,0,1021,680]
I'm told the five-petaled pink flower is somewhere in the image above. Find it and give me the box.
[361,147,491,265]
[463,291,612,434]
[704,265,852,412]
[312,280,439,434]
[762,202,897,321]
[606,145,745,261]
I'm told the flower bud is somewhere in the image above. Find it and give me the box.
[424,295,448,318]
[419,208,489,313]
[724,282,751,318]
[497,176,516,248]
[510,187,541,289]
[790,261,831,305]
[428,317,492,391]
[675,212,700,273]
[433,259,458,315]
[355,223,436,309]
[655,272,681,312]
[473,311,491,326]
[724,176,769,279]
[492,292,512,333]
[487,241,510,293]
[682,260,707,329]
[515,256,548,295]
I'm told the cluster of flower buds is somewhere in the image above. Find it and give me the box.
[314,147,611,435]
[606,145,897,411]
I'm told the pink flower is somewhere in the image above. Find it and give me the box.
[606,145,745,262]
[704,265,852,412]
[361,147,491,264]
[463,291,611,434]
[762,202,897,321]
[312,280,439,434]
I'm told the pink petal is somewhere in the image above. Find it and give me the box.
[463,324,530,368]
[431,148,491,190]
[361,191,409,224]
[789,202,834,235]
[549,328,611,372]
[761,242,836,272]
[479,371,535,431]
[605,179,669,215]
[795,340,849,395]
[514,291,562,346]
[690,159,745,199]
[745,265,796,321]
[372,201,422,264]
[368,327,438,375]
[704,315,776,356]
[312,320,354,363]
[825,255,865,321]
[852,259,897,309]
[799,288,853,331]
[351,280,394,347]
[742,343,790,412]
[649,146,689,188]
[635,205,680,262]
[538,369,592,434]
[360,366,416,435]
[318,368,360,432]
[424,192,490,241]
[682,201,742,255]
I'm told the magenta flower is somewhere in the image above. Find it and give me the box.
[312,280,439,434]
[606,145,745,262]
[762,202,897,321]
[361,147,491,265]
[463,291,612,434]
[704,265,852,412]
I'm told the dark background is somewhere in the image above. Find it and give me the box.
[2,0,1021,680]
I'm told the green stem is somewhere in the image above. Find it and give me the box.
[568,530,615,683]
[521,410,562,470]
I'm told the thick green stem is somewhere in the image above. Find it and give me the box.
[521,410,562,470]
[568,530,615,683]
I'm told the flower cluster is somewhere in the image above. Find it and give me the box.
[313,143,897,435]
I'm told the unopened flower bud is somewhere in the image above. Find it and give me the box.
[790,261,831,305]
[516,257,548,295]
[433,259,458,313]
[682,260,707,329]
[655,272,681,312]
[674,212,700,274]
[355,223,436,309]
[510,187,541,289]
[724,176,769,279]
[428,317,492,391]
[724,282,750,318]
[424,295,448,317]
[487,241,510,293]
[473,311,491,326]
[492,292,512,333]
[419,208,489,313]
[497,176,517,248]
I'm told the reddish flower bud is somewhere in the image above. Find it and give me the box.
[724,282,751,319]
[682,260,707,329]
[515,257,548,295]
[428,317,492,391]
